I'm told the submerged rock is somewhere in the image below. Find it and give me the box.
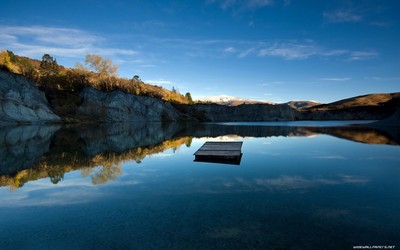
[0,70,61,123]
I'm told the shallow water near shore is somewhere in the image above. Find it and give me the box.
[0,122,399,249]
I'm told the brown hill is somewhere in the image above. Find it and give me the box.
[286,101,321,110]
[299,92,400,122]
[307,93,400,111]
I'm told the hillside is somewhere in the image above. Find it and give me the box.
[299,92,400,121]
[286,101,321,110]
[307,93,400,111]
[0,50,191,106]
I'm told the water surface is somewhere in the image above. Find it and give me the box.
[0,122,399,249]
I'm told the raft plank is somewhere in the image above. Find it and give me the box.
[194,141,243,165]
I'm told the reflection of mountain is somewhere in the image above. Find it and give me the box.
[0,123,399,189]
[183,123,400,145]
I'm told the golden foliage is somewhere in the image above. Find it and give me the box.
[0,136,193,190]
[0,51,192,104]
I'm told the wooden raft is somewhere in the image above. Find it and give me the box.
[194,141,243,165]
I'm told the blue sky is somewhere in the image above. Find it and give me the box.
[1,0,399,103]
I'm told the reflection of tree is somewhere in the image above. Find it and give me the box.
[185,137,193,147]
[47,165,66,184]
[91,164,122,185]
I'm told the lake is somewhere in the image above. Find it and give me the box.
[0,122,399,249]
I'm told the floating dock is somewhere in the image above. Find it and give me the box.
[194,141,243,165]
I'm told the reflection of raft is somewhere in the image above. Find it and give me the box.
[194,141,243,165]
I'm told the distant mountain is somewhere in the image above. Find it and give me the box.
[306,93,400,111]
[197,95,273,106]
[286,101,321,110]
[299,92,400,121]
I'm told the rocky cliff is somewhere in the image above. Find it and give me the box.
[77,87,189,122]
[0,70,61,123]
[174,103,300,122]
[371,107,400,127]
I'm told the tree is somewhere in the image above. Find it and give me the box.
[40,54,59,75]
[132,75,141,81]
[185,92,193,104]
[84,54,118,77]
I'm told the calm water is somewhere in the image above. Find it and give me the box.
[0,122,399,249]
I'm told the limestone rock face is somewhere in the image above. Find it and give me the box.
[178,103,300,122]
[372,107,400,127]
[77,87,186,122]
[0,70,61,123]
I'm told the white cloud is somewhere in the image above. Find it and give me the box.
[258,43,317,60]
[209,0,274,10]
[223,46,237,53]
[247,0,274,8]
[238,47,256,58]
[0,25,137,59]
[146,79,174,85]
[258,42,333,60]
[348,51,379,61]
[139,64,157,68]
[318,77,351,81]
[324,10,363,23]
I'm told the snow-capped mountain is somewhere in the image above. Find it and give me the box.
[196,95,273,106]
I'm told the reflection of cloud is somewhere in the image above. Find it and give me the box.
[152,153,174,157]
[311,155,346,160]
[255,176,312,189]
[314,209,349,219]
[367,156,400,161]
[339,175,369,184]
[260,152,281,156]
[252,175,368,191]
[0,185,104,207]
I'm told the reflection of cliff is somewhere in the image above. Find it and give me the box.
[0,123,192,190]
[0,123,399,189]
[181,124,318,138]
[0,125,60,175]
[181,123,400,145]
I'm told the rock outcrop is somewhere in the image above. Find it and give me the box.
[371,107,400,127]
[175,103,300,122]
[77,87,188,122]
[0,70,61,123]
